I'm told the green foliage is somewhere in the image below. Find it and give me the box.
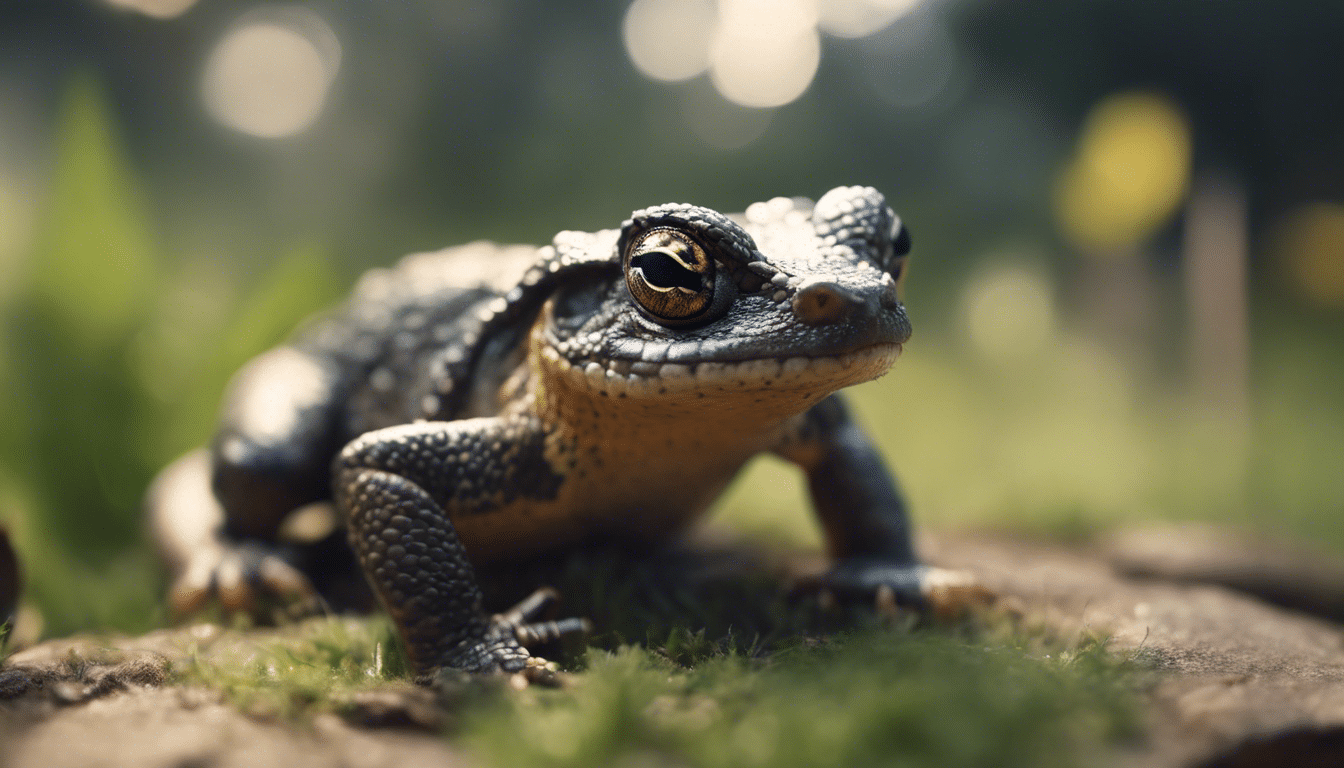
[141,243,344,460]
[5,75,158,562]
[0,75,343,636]
[30,74,156,352]
[465,631,1138,768]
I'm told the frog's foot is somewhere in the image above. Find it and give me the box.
[427,588,589,689]
[816,558,994,621]
[492,587,593,649]
[430,626,558,689]
[168,541,318,617]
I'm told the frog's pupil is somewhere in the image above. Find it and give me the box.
[632,251,701,292]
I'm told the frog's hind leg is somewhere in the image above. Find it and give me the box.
[150,346,351,615]
[335,414,574,678]
[212,347,351,539]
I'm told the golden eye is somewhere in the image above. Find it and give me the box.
[624,228,714,322]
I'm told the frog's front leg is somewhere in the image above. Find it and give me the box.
[334,414,576,678]
[775,395,936,606]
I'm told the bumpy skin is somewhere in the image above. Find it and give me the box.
[149,187,923,677]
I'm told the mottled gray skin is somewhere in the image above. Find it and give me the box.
[149,186,924,677]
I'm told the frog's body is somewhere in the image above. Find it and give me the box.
[149,187,926,677]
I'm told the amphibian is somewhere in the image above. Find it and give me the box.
[148,186,937,679]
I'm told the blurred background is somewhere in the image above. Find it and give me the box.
[0,0,1341,638]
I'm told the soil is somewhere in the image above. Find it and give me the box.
[5,525,1344,768]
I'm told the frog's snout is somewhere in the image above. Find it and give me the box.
[792,272,902,328]
[792,278,861,326]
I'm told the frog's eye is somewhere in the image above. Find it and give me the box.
[889,220,911,291]
[624,228,715,323]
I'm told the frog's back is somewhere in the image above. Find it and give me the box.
[295,241,542,437]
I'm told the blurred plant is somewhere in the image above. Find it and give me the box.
[0,75,342,636]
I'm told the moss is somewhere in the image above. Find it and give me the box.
[170,616,411,721]
[465,629,1139,768]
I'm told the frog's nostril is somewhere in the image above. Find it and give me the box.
[792,279,862,326]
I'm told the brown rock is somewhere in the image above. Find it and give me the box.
[1104,523,1344,623]
[2,686,465,768]
[926,532,1344,767]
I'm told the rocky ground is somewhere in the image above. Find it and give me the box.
[928,528,1344,768]
[4,526,1344,768]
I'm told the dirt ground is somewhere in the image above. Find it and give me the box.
[5,526,1344,768]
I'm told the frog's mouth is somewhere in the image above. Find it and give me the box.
[539,340,902,400]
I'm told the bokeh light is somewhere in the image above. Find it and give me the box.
[622,0,716,82]
[709,0,821,109]
[961,264,1056,363]
[860,12,959,110]
[624,0,934,119]
[819,0,921,38]
[1054,91,1192,252]
[103,0,199,19]
[201,8,341,139]
[681,87,774,149]
[1274,202,1344,308]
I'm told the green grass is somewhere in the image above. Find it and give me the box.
[470,629,1139,768]
[156,541,1141,768]
[160,612,1139,768]
[170,616,412,720]
[0,76,342,636]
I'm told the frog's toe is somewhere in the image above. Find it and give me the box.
[493,586,560,626]
[215,550,255,612]
[168,554,220,614]
[169,543,318,617]
[423,597,587,685]
[255,553,318,605]
[491,587,592,649]
[915,565,995,621]
[510,656,563,688]
[428,654,563,694]
[819,558,928,604]
[819,558,993,620]
[513,617,593,647]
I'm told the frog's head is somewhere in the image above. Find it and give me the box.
[538,186,911,418]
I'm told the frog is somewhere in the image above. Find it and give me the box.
[147,185,945,680]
